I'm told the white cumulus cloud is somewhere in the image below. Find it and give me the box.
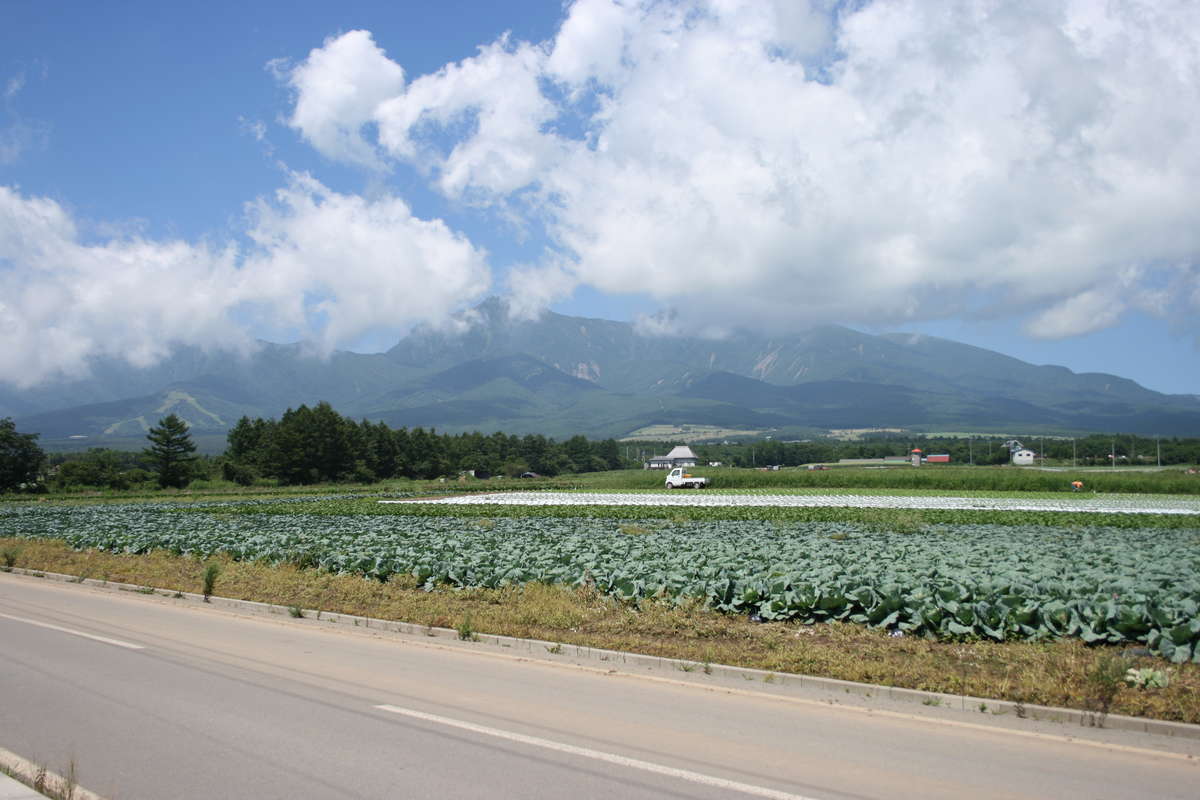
[0,176,490,387]
[283,30,406,169]
[0,186,248,386]
[282,0,1200,340]
[240,173,491,353]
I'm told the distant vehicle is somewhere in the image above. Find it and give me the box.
[806,464,828,471]
[519,471,541,479]
[665,467,707,489]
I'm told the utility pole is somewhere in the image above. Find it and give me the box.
[968,436,973,465]
[1072,437,1076,467]
[1157,436,1161,468]
[1112,438,1116,470]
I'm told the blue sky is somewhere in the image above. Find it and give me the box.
[2,0,1199,395]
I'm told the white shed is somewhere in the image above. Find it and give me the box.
[1012,449,1035,466]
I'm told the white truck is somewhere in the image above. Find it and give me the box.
[665,467,708,489]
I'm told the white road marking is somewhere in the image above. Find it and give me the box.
[0,611,145,650]
[374,704,824,800]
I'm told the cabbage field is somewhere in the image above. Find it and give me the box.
[3,497,1199,662]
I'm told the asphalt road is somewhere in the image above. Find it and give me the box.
[1,573,1196,800]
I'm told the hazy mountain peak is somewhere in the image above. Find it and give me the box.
[12,299,1200,447]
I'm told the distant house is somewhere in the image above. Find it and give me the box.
[645,445,698,469]
[1012,449,1035,466]
[925,454,950,464]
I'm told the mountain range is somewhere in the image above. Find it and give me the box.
[6,298,1199,451]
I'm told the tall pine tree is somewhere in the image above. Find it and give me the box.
[145,414,197,489]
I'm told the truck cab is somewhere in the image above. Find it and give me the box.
[665,467,707,489]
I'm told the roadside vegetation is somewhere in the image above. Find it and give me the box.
[2,538,1196,724]
[0,757,83,800]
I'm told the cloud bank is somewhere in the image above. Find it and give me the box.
[0,176,488,387]
[5,0,1198,389]
[288,0,1200,338]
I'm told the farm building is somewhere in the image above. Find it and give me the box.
[925,454,950,463]
[644,445,699,469]
[1012,449,1036,465]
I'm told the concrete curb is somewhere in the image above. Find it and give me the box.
[6,566,1199,742]
[0,745,106,800]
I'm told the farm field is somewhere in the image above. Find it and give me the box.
[3,473,1199,722]
[3,496,1199,661]
[618,424,768,442]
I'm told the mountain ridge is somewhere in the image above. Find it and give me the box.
[8,298,1199,448]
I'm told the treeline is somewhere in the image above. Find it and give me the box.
[6,407,1200,494]
[224,402,626,485]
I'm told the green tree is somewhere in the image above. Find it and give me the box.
[0,418,45,492]
[362,420,399,479]
[265,402,359,484]
[406,427,447,479]
[54,448,139,490]
[595,438,623,470]
[144,414,197,489]
[226,416,273,467]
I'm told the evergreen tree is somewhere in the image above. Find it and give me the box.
[226,416,273,467]
[0,417,45,492]
[596,438,623,470]
[563,435,593,472]
[362,420,399,479]
[144,414,197,489]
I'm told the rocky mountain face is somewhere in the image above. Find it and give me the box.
[8,298,1200,449]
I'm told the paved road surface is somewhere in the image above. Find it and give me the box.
[1,573,1196,799]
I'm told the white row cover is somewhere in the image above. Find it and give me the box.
[383,492,1200,515]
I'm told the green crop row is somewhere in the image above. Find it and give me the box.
[3,500,1199,661]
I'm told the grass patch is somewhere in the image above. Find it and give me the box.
[202,562,220,602]
[4,537,1198,725]
[1,543,20,569]
[6,465,1195,508]
[1,757,81,800]
[567,466,1200,495]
